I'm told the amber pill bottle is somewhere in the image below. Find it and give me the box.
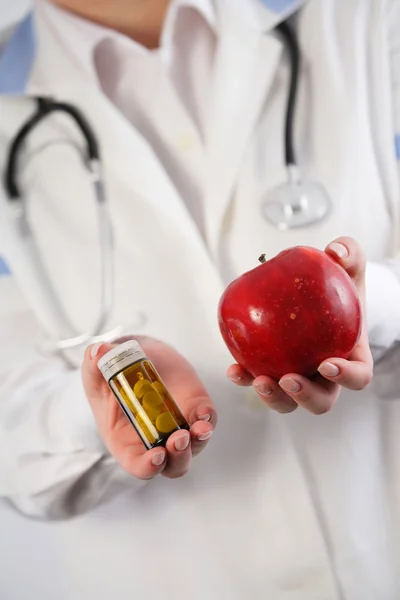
[98,340,189,449]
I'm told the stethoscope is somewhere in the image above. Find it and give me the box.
[262,21,332,229]
[4,98,122,351]
[3,21,332,352]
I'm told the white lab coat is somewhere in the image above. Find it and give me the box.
[1,1,400,599]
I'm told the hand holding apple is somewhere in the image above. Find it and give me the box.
[221,237,373,415]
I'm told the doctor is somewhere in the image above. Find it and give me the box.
[1,0,400,598]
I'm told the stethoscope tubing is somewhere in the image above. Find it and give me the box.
[2,20,306,350]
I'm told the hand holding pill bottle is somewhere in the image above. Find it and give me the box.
[98,341,190,449]
[82,337,216,481]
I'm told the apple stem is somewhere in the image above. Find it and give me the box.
[258,254,267,264]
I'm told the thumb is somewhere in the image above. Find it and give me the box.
[325,236,366,290]
[81,342,115,400]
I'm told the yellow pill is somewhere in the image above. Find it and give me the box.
[152,381,166,395]
[156,412,178,434]
[146,405,163,423]
[143,391,164,412]
[133,379,153,399]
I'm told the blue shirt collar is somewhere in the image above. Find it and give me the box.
[259,0,304,14]
[0,13,37,95]
[0,2,300,98]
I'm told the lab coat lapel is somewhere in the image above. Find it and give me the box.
[24,1,285,262]
[204,1,283,259]
[25,88,209,260]
[73,85,203,234]
[23,7,209,252]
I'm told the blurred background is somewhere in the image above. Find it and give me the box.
[0,0,32,318]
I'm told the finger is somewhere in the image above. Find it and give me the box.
[252,376,298,413]
[325,236,366,290]
[82,341,115,399]
[188,401,218,428]
[162,430,192,479]
[318,356,373,391]
[279,373,339,415]
[82,341,128,432]
[83,342,160,468]
[318,318,373,391]
[226,364,254,386]
[189,420,214,457]
[141,340,217,426]
[118,446,168,480]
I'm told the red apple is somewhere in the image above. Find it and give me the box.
[218,246,362,380]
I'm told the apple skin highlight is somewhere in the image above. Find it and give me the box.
[218,246,362,381]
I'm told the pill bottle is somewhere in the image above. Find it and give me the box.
[98,340,189,449]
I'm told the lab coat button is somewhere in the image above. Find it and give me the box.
[177,134,195,151]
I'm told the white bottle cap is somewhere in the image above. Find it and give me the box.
[97,340,146,382]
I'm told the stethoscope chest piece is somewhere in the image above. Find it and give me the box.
[261,165,332,230]
[262,22,333,231]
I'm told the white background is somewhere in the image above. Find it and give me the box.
[0,0,31,30]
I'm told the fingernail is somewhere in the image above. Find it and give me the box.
[198,413,211,422]
[329,242,348,259]
[90,342,103,359]
[151,451,166,466]
[254,383,273,396]
[197,430,213,441]
[228,375,241,382]
[318,362,340,377]
[175,432,190,451]
[279,378,301,393]
[276,405,297,414]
